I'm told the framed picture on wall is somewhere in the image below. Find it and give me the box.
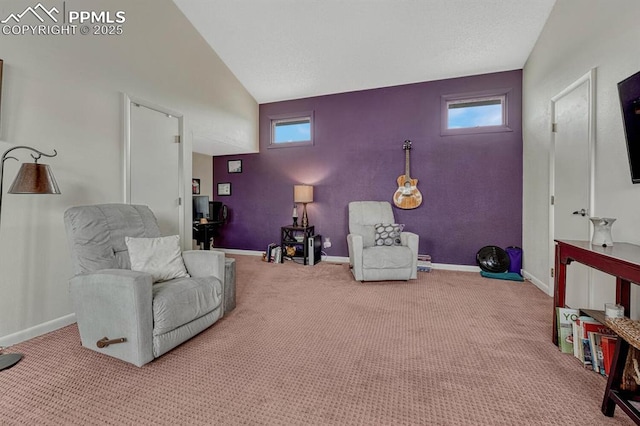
[192,178,200,195]
[228,159,242,173]
[218,182,231,196]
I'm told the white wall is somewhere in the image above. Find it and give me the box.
[0,0,258,344]
[192,153,213,199]
[523,0,640,314]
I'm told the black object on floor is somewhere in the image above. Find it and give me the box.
[476,246,510,273]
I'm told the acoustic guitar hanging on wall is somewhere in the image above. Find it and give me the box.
[393,140,422,209]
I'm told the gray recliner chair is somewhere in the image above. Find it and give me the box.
[64,204,225,367]
[347,201,419,281]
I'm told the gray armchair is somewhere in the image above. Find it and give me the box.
[64,204,225,367]
[347,201,419,281]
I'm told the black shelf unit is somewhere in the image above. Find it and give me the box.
[280,225,314,265]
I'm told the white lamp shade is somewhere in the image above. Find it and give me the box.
[294,185,313,203]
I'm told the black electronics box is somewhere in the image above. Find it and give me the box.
[307,234,322,266]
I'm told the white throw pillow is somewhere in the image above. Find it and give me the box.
[125,235,190,283]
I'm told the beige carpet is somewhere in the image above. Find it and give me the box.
[0,255,634,425]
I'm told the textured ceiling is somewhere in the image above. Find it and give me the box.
[174,0,556,104]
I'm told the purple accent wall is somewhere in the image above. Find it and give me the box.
[213,70,523,266]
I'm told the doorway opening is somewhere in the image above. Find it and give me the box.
[123,94,187,247]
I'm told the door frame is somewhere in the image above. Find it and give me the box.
[122,93,188,247]
[548,68,596,297]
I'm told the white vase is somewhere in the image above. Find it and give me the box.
[590,217,616,247]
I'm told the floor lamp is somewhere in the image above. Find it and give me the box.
[0,145,61,371]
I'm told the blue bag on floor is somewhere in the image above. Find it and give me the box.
[505,246,522,274]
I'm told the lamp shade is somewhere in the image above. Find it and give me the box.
[8,163,61,194]
[294,184,313,203]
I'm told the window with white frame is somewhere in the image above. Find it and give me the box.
[270,112,313,147]
[441,90,512,135]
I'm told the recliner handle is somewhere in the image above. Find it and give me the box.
[96,337,127,348]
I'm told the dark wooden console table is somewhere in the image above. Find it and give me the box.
[553,240,640,344]
[554,239,640,423]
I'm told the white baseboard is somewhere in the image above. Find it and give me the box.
[322,255,349,263]
[0,313,76,348]
[432,262,480,272]
[522,269,551,296]
[217,248,263,257]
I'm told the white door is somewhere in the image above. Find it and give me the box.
[551,71,594,308]
[129,102,181,236]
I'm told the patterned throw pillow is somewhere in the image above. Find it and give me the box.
[374,223,404,246]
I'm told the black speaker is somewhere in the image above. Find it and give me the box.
[307,234,322,266]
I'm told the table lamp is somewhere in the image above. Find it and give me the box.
[293,184,313,228]
[0,145,61,371]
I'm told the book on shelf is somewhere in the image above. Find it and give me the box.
[582,338,593,368]
[581,319,615,339]
[588,332,602,375]
[572,318,581,359]
[581,318,615,373]
[557,309,619,376]
[272,246,282,263]
[266,243,278,263]
[568,313,617,373]
[600,335,618,377]
[556,307,579,354]
[417,254,432,272]
[572,316,589,363]
[573,316,600,363]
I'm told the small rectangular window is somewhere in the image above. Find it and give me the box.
[270,112,314,147]
[441,90,512,136]
[447,96,504,129]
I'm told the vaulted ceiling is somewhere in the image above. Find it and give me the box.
[174,0,557,104]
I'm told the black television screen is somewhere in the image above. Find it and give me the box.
[618,70,640,183]
[193,195,210,220]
